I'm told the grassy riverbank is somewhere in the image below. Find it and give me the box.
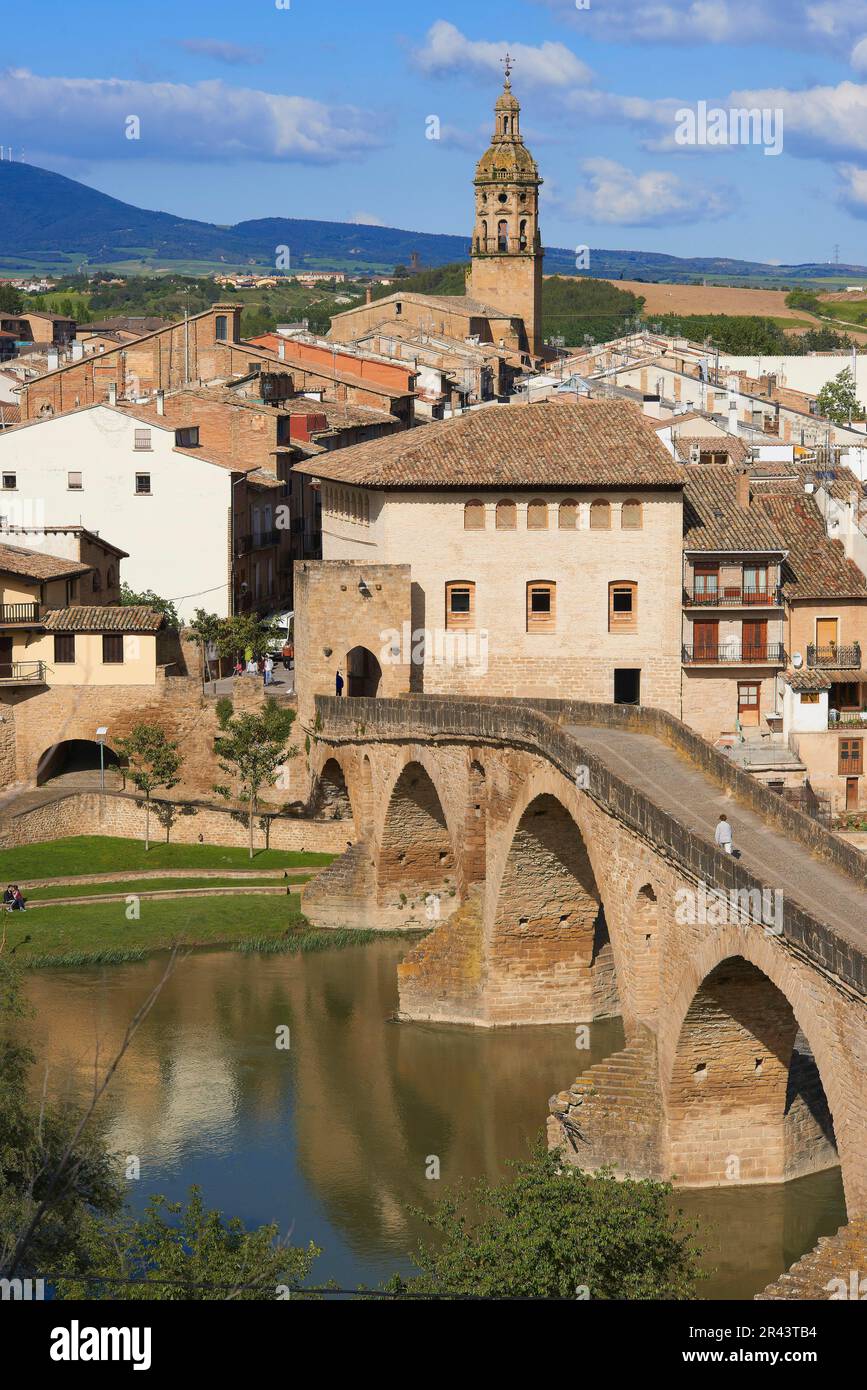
[4,892,322,966]
[0,836,335,879]
[25,875,312,902]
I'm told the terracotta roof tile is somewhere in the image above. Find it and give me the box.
[41,605,163,632]
[683,469,786,552]
[0,542,92,582]
[756,492,867,600]
[294,399,686,489]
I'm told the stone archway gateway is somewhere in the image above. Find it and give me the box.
[346,646,382,698]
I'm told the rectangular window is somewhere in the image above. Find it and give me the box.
[175,426,200,448]
[53,633,75,664]
[2,473,16,490]
[693,564,719,604]
[102,634,124,664]
[800,692,820,705]
[839,738,863,775]
[446,581,474,630]
[135,473,151,495]
[609,582,637,633]
[67,471,82,490]
[527,582,555,633]
[134,428,152,451]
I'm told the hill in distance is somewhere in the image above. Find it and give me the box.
[2,160,866,288]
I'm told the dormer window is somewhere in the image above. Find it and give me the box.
[175,426,199,448]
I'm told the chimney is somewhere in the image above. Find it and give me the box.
[107,382,117,406]
[365,286,373,305]
[156,389,165,416]
[736,467,751,510]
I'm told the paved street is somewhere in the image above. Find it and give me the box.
[566,724,867,951]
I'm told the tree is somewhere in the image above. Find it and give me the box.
[382,1141,704,1300]
[213,698,297,858]
[216,613,282,665]
[189,608,222,687]
[53,1187,320,1300]
[120,583,180,630]
[0,284,23,314]
[816,366,865,425]
[116,724,183,851]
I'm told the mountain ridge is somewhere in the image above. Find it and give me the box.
[2,160,865,286]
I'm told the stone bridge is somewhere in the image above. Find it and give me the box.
[301,693,867,1283]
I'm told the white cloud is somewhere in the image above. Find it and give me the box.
[536,0,867,53]
[351,211,385,226]
[0,68,380,164]
[835,163,867,215]
[412,20,593,88]
[177,39,265,67]
[572,158,734,226]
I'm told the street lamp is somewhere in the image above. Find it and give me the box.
[95,726,108,792]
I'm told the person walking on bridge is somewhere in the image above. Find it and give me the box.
[715,814,734,855]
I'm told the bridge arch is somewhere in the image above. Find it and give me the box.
[486,782,619,1023]
[664,940,843,1196]
[310,757,354,822]
[376,759,457,915]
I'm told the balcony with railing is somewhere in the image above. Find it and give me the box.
[0,660,47,685]
[807,641,862,669]
[683,586,783,608]
[0,602,42,625]
[682,643,787,666]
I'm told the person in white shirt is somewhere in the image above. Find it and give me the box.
[714,814,734,854]
[264,655,274,686]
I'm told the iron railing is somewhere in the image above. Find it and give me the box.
[682,587,782,607]
[0,602,41,624]
[682,643,787,665]
[807,642,861,668]
[0,660,46,683]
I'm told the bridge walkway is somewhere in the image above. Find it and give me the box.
[565,725,867,954]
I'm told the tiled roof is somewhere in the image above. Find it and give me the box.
[756,492,867,600]
[331,291,517,323]
[41,605,163,632]
[683,468,787,552]
[785,668,831,692]
[294,399,686,489]
[0,541,92,582]
[673,433,750,465]
[0,402,20,426]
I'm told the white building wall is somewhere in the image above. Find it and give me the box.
[0,407,232,619]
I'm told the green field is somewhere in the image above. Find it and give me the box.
[4,892,313,965]
[0,836,334,880]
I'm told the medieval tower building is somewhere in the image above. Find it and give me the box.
[469,63,544,358]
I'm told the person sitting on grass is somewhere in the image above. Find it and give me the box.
[2,884,14,911]
[5,884,25,911]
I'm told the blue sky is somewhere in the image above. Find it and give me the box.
[3,0,867,264]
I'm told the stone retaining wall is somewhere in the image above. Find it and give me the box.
[0,790,351,856]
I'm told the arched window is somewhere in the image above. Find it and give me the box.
[621,498,643,530]
[464,499,486,530]
[481,219,488,247]
[497,220,508,251]
[609,581,638,633]
[495,499,517,530]
[106,567,115,587]
[590,499,611,530]
[446,581,475,630]
[519,219,527,250]
[92,571,102,592]
[527,498,548,530]
[559,498,578,529]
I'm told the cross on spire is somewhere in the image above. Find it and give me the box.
[501,51,515,83]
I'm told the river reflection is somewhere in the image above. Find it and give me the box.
[23,941,846,1298]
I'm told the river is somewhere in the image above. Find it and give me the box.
[23,940,846,1299]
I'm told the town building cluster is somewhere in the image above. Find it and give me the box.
[1,76,865,820]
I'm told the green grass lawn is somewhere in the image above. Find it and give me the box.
[25,874,312,902]
[0,836,335,881]
[5,892,313,965]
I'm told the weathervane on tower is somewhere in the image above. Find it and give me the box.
[501,51,515,85]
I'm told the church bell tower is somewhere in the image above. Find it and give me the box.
[469,58,543,358]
